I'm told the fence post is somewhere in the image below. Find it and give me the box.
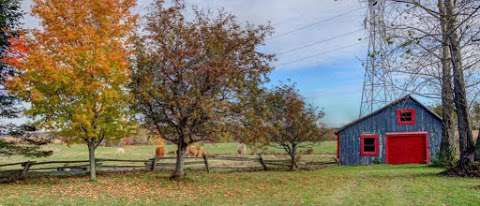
[150,158,157,171]
[19,161,34,180]
[258,154,268,171]
[202,154,210,173]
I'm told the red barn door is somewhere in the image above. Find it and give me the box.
[386,132,429,164]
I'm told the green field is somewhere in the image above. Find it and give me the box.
[1,141,480,205]
[0,141,337,165]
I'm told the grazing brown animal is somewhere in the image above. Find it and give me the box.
[155,146,165,158]
[305,148,314,155]
[154,138,166,158]
[187,145,205,157]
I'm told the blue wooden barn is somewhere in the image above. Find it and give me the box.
[336,95,443,165]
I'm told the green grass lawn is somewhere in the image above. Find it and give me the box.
[1,141,479,205]
[0,165,479,205]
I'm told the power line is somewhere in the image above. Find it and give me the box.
[277,42,363,67]
[271,6,362,27]
[271,8,305,27]
[277,28,365,55]
[269,7,366,40]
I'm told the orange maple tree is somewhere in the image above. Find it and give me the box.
[1,36,27,69]
[7,0,137,181]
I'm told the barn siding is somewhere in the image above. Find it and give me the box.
[338,97,442,165]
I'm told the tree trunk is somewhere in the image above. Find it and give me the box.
[171,139,187,180]
[87,141,97,181]
[476,129,480,161]
[444,0,476,165]
[437,0,455,165]
[289,144,298,170]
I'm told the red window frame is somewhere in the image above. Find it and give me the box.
[396,109,416,125]
[360,134,379,157]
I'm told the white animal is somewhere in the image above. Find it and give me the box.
[116,147,125,154]
[237,143,247,156]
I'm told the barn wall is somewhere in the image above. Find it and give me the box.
[338,98,443,165]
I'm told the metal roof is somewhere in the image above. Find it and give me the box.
[336,95,442,134]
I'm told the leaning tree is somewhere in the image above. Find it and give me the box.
[132,0,273,179]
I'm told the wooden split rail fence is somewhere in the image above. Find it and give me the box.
[0,154,336,181]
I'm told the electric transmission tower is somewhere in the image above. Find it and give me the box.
[359,0,394,117]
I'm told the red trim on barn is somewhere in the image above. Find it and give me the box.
[396,108,416,125]
[386,131,427,136]
[385,134,389,163]
[359,133,379,157]
[425,133,430,163]
[385,132,429,164]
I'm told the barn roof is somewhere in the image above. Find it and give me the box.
[336,95,442,134]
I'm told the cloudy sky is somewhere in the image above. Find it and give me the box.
[20,0,368,127]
